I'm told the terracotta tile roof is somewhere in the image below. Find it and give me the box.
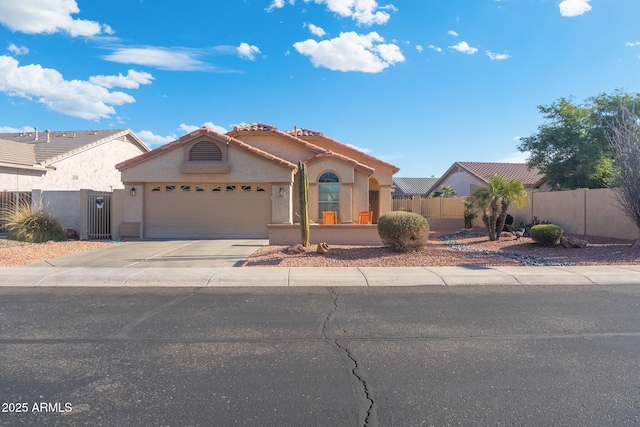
[456,162,545,187]
[116,126,297,171]
[0,129,149,166]
[286,127,400,173]
[233,122,278,132]
[392,177,439,196]
[304,151,375,175]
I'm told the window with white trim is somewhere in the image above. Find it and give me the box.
[318,172,340,218]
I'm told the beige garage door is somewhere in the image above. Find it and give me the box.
[144,183,271,238]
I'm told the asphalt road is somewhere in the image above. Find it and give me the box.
[1,285,640,426]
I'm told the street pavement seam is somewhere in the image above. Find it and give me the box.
[120,268,149,287]
[204,268,221,287]
[356,267,371,287]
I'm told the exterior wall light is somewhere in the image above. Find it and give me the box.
[130,187,136,196]
[279,187,285,197]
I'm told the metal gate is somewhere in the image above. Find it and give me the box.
[87,191,112,239]
[0,191,32,234]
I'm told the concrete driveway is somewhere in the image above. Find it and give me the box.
[30,239,267,268]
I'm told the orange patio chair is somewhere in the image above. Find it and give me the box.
[358,211,373,224]
[322,211,337,225]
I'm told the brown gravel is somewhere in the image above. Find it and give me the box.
[242,230,640,267]
[1,229,638,268]
[0,239,112,267]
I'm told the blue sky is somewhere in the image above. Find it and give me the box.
[1,0,639,176]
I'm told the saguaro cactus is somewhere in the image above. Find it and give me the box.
[298,161,310,247]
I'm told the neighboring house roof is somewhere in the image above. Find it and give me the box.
[285,127,401,174]
[116,126,298,171]
[0,129,149,170]
[426,161,546,195]
[392,177,439,196]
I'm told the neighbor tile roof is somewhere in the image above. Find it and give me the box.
[425,161,546,195]
[0,129,148,166]
[392,177,439,196]
[456,162,545,187]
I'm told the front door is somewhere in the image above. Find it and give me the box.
[369,190,380,223]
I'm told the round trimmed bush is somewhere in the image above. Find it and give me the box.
[377,211,429,253]
[529,224,563,246]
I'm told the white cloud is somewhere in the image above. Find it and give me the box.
[308,23,327,37]
[294,31,404,73]
[89,70,154,89]
[449,41,478,55]
[626,41,640,47]
[346,143,372,154]
[102,47,209,71]
[428,44,442,53]
[179,122,228,135]
[307,0,394,26]
[0,55,139,120]
[486,51,510,60]
[0,125,34,133]
[498,151,530,163]
[0,0,113,37]
[7,43,28,55]
[448,30,459,37]
[267,0,295,11]
[237,43,261,60]
[136,130,177,146]
[415,45,423,53]
[559,0,592,17]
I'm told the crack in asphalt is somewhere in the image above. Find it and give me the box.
[322,287,376,427]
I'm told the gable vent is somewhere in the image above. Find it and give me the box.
[189,141,222,161]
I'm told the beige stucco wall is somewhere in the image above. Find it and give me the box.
[234,134,313,164]
[507,188,640,240]
[120,141,294,184]
[437,170,485,197]
[2,137,145,192]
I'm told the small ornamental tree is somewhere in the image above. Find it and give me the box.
[471,176,528,241]
[607,105,640,248]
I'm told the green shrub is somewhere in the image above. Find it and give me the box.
[377,211,429,252]
[3,202,66,243]
[529,224,563,246]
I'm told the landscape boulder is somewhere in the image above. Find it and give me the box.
[560,236,589,249]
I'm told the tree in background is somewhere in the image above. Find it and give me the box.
[471,176,528,241]
[518,91,640,190]
[606,105,640,247]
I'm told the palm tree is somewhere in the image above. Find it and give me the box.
[471,176,528,241]
[433,185,457,198]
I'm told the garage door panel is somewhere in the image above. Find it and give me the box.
[144,183,271,238]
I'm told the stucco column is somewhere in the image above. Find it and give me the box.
[78,189,90,240]
[379,185,393,216]
[340,184,353,223]
[271,183,293,224]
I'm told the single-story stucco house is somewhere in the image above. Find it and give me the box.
[0,128,149,192]
[425,162,547,197]
[115,123,400,240]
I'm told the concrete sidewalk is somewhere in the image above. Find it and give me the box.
[1,265,639,287]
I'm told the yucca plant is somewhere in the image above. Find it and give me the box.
[3,200,66,243]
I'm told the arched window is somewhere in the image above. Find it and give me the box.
[318,172,340,218]
[189,141,222,161]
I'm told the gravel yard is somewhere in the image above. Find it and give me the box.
[242,229,640,267]
[0,239,112,267]
[0,229,638,268]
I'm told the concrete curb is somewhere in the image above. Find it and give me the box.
[1,266,639,287]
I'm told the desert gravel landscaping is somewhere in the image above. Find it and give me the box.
[0,229,638,268]
[242,230,640,267]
